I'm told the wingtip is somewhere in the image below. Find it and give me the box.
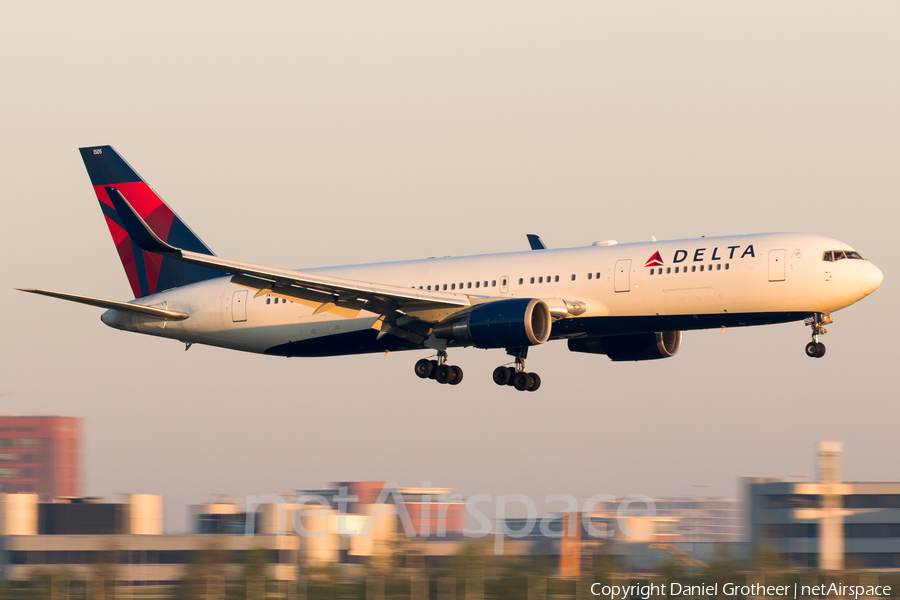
[106,186,182,255]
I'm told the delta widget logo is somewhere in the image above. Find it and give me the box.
[644,251,664,267]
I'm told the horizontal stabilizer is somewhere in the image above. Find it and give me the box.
[17,289,189,320]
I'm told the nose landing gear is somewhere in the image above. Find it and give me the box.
[804,313,832,358]
[414,351,463,385]
[492,347,541,392]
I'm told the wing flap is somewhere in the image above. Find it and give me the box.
[231,274,364,319]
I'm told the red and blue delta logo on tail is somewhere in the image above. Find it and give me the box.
[79,146,221,299]
[644,251,664,267]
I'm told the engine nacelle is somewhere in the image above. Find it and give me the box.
[432,298,552,348]
[567,331,682,361]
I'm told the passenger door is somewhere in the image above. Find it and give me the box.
[614,260,631,293]
[232,290,248,322]
[768,249,786,282]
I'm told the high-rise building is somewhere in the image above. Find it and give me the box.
[0,416,82,501]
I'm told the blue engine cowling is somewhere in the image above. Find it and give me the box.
[432,298,552,348]
[567,331,682,361]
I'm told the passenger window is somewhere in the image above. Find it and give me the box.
[493,280,498,287]
[518,278,523,285]
[538,277,543,283]
[451,283,456,290]
[716,264,721,270]
[650,268,654,275]
[547,275,551,282]
[667,267,671,274]
[467,282,472,289]
[692,266,696,272]
[571,274,576,281]
[587,273,592,280]
[443,284,447,290]
[700,265,704,272]
[475,281,480,288]
[675,267,679,273]
[596,272,600,279]
[725,264,730,270]
[266,298,271,305]
[427,285,431,291]
[530,277,535,284]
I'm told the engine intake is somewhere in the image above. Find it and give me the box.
[567,331,682,361]
[432,298,552,348]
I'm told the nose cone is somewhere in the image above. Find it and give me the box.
[860,262,884,296]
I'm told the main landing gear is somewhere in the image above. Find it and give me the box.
[492,347,541,392]
[414,351,464,385]
[804,312,833,359]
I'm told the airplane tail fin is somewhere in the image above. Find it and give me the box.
[79,145,222,298]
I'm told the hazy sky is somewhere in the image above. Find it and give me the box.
[2,3,897,532]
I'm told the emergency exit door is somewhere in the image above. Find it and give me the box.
[768,249,786,282]
[614,260,631,293]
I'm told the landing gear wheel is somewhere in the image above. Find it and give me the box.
[505,367,517,386]
[512,372,532,391]
[427,360,439,379]
[414,359,433,379]
[435,364,452,384]
[492,366,511,386]
[526,373,541,392]
[449,365,464,385]
[805,313,832,360]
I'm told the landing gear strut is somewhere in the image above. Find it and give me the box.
[492,347,541,392]
[804,313,832,358]
[414,351,464,385]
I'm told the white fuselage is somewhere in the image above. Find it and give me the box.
[101,232,882,357]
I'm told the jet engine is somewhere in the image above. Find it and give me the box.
[432,298,552,348]
[567,331,682,361]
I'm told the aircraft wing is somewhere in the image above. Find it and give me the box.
[106,187,474,320]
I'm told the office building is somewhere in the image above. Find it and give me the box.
[746,441,900,569]
[0,416,82,501]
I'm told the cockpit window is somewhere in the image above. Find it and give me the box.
[824,250,864,262]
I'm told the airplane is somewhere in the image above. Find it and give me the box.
[19,146,884,392]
